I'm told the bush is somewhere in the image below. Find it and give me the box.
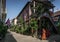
[10,25,16,31]
[15,26,21,33]
[0,21,8,39]
[57,21,60,34]
[1,26,8,37]
[23,26,31,35]
[10,25,23,34]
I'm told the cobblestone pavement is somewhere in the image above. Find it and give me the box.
[1,30,60,42]
[0,29,48,42]
[48,35,60,42]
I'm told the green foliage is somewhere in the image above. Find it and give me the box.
[1,26,8,37]
[15,26,21,33]
[19,16,24,24]
[23,26,31,35]
[10,16,24,34]
[10,25,23,34]
[10,25,16,31]
[57,21,60,34]
[57,21,60,27]
[10,24,31,35]
[28,18,38,37]
[0,21,8,38]
[30,18,38,30]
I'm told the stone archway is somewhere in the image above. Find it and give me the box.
[37,16,57,39]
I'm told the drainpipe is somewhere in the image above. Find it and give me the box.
[33,1,35,14]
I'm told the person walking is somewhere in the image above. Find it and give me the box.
[42,28,47,40]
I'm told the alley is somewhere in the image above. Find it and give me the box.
[0,29,48,42]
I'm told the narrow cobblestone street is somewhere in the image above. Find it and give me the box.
[0,29,60,42]
[0,30,48,42]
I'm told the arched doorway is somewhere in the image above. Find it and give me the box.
[37,16,57,39]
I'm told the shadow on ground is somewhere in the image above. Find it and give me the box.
[0,31,17,42]
[48,35,60,42]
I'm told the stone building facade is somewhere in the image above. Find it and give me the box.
[0,0,6,22]
[17,2,32,28]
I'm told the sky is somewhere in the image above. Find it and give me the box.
[52,0,60,12]
[6,0,60,21]
[6,0,29,20]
